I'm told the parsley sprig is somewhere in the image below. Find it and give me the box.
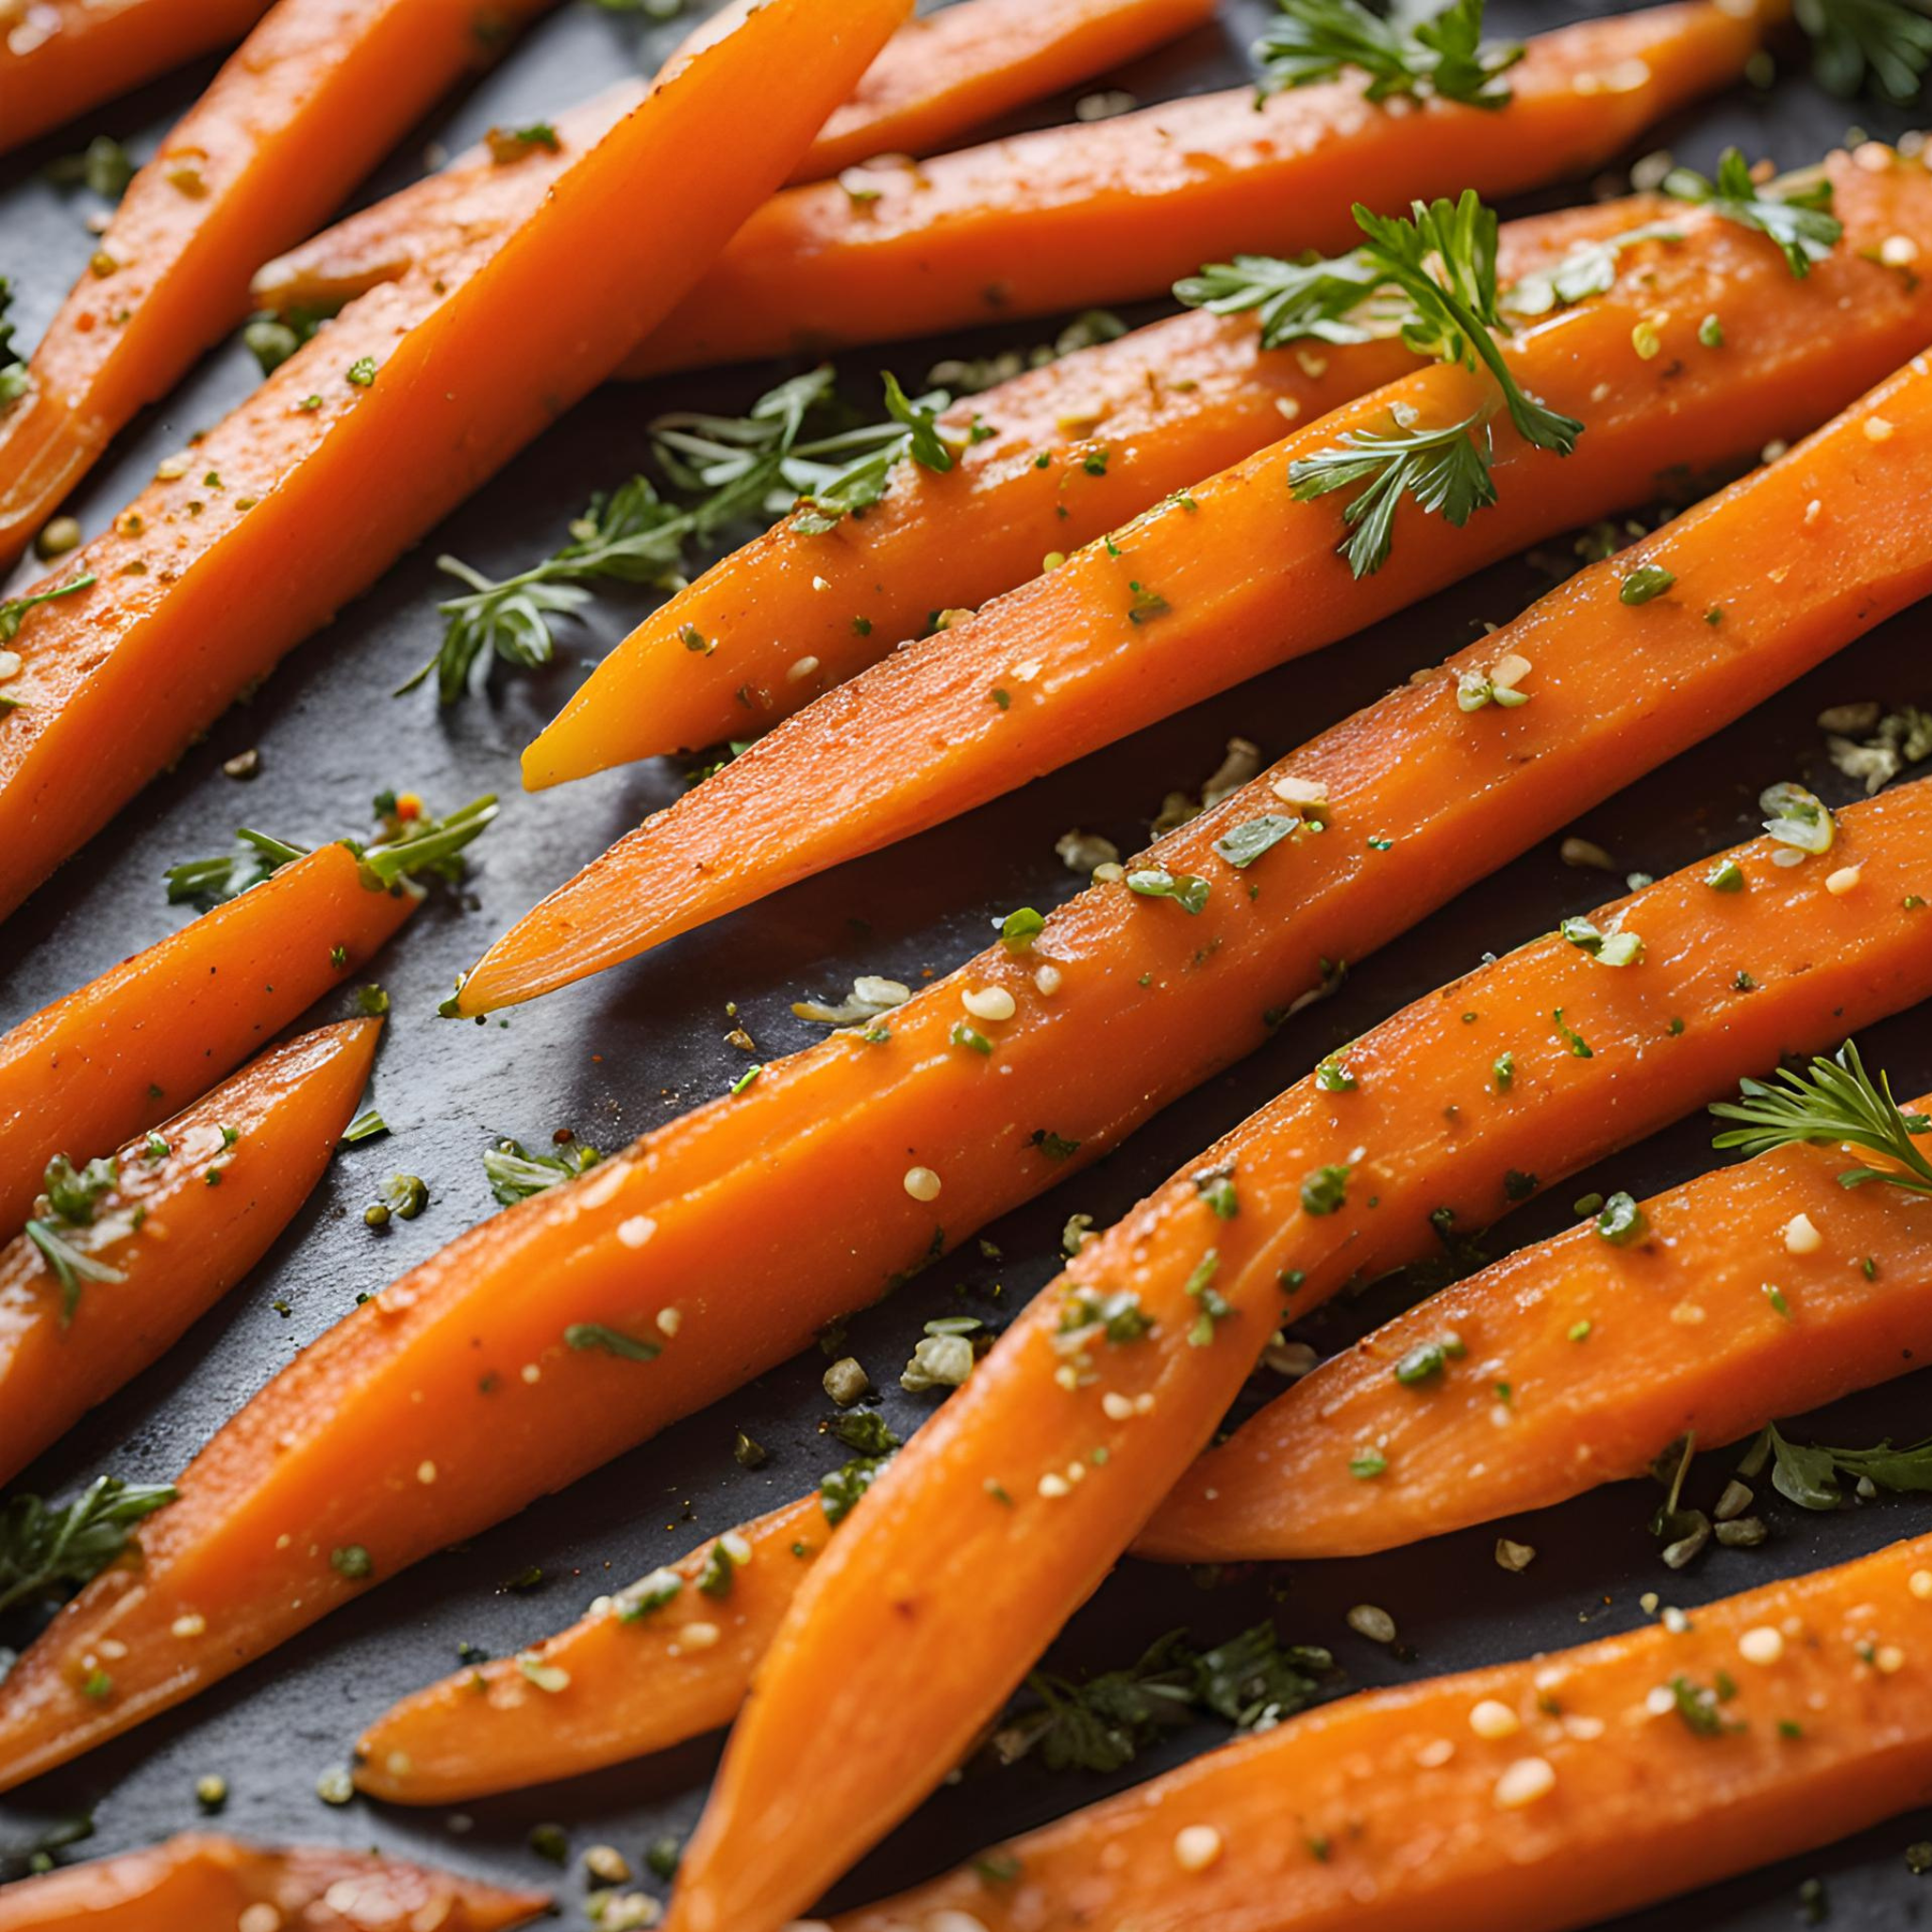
[25,1153,125,1323]
[0,572,95,649]
[0,1477,175,1615]
[1661,149,1842,278]
[484,1137,602,1206]
[1796,0,1932,103]
[1254,0,1522,108]
[1709,1041,1932,1196]
[1760,1422,1932,1510]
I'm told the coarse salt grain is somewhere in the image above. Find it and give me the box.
[1739,1625,1785,1666]
[1034,963,1063,996]
[904,1166,941,1202]
[1469,1699,1521,1740]
[1826,864,1862,896]
[1173,1824,1223,1873]
[1785,1213,1823,1256]
[962,986,1017,1023]
[1492,1757,1556,1808]
[617,1215,657,1249]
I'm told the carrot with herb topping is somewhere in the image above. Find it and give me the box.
[829,1530,1932,1932]
[0,1833,545,1931]
[0,0,909,921]
[469,148,1932,1008]
[0,0,558,565]
[0,1017,380,1487]
[663,780,1932,1932]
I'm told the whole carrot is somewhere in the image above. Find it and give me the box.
[468,149,1932,1009]
[0,1833,545,1931]
[663,782,1932,1932]
[0,0,558,564]
[0,1017,381,1485]
[0,0,910,921]
[831,1532,1932,1932]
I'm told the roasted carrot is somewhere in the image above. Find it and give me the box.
[527,198,1639,774]
[11,341,1930,1790]
[467,150,1932,1009]
[0,0,910,922]
[0,0,558,565]
[0,1832,545,1931]
[0,1,270,159]
[0,1017,380,1486]
[356,1492,826,1803]
[250,0,1219,319]
[663,784,1932,1932]
[830,1531,1932,1932]
[0,841,410,1245]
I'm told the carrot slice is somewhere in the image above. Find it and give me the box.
[0,1016,380,1486]
[355,1493,826,1804]
[0,0,558,564]
[663,782,1932,1932]
[0,841,410,1244]
[252,2,1773,370]
[0,2,270,159]
[0,0,910,923]
[354,341,1932,1806]
[527,197,1639,775]
[250,0,1219,318]
[466,148,1932,1009]
[10,339,1929,1790]
[828,1531,1932,1932]
[0,1832,545,1931]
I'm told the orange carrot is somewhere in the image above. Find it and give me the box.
[663,783,1932,1932]
[0,1,270,159]
[830,1531,1932,1932]
[7,340,1928,1790]
[355,1493,825,1803]
[0,0,557,565]
[0,841,410,1244]
[0,1017,380,1486]
[250,0,1219,319]
[526,198,1636,774]
[0,1833,545,1931]
[467,149,1932,1009]
[0,0,910,922]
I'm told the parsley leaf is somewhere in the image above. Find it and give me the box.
[0,1477,175,1615]
[1794,0,1932,103]
[1662,150,1843,279]
[1254,0,1522,108]
[1762,1421,1932,1510]
[483,1137,602,1206]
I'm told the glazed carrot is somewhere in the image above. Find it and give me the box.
[467,149,1932,1008]
[0,0,558,565]
[0,1,270,159]
[0,1017,380,1486]
[527,198,1638,774]
[10,343,1930,1790]
[251,0,1219,317]
[830,1531,1932,1932]
[0,0,909,922]
[0,1832,545,1931]
[355,1492,825,1803]
[664,785,1932,1932]
[0,841,411,1245]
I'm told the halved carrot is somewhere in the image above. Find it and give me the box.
[829,1530,1932,1932]
[250,0,1220,318]
[663,783,1932,1932]
[0,841,409,1244]
[0,1,270,159]
[8,343,1928,1792]
[0,1016,380,1486]
[355,1492,826,1804]
[0,0,558,565]
[0,0,910,921]
[467,149,1932,1009]
[527,197,1640,775]
[0,1832,546,1931]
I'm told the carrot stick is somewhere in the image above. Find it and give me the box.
[251,2,1775,373]
[0,0,909,923]
[1142,1070,1932,1562]
[0,1832,546,1931]
[829,1531,1932,1932]
[0,0,558,565]
[662,782,1932,1932]
[0,1,270,159]
[250,0,1219,319]
[9,341,1928,1791]
[466,148,1932,1010]
[0,1016,380,1486]
[0,841,410,1244]
[355,1493,826,1804]
[527,198,1639,775]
